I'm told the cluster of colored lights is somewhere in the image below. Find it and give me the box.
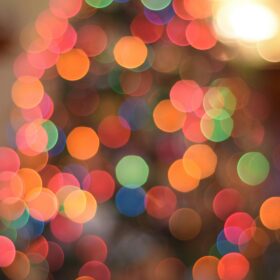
[213,0,280,62]
[0,0,279,279]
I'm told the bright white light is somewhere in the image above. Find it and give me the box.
[215,0,279,43]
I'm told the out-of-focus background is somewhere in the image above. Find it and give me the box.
[0,0,48,145]
[1,0,280,279]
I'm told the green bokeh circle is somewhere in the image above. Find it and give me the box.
[116,155,149,188]
[141,0,172,11]
[42,120,59,151]
[237,152,270,186]
[200,111,234,142]
[86,0,113,8]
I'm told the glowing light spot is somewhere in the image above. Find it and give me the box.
[192,256,219,280]
[260,197,280,230]
[215,1,279,43]
[153,99,186,133]
[49,25,78,54]
[0,236,16,267]
[145,186,177,219]
[184,0,212,19]
[66,127,99,160]
[237,152,269,186]
[25,188,58,221]
[113,36,148,69]
[200,111,234,142]
[0,148,20,173]
[56,185,80,210]
[16,121,48,156]
[48,172,80,193]
[35,10,68,40]
[186,20,217,50]
[0,171,24,200]
[56,49,90,81]
[213,189,242,221]
[166,16,190,46]
[141,0,172,11]
[12,76,44,109]
[131,14,164,44]
[168,159,199,193]
[173,0,193,20]
[83,170,115,203]
[50,214,83,243]
[42,120,59,151]
[218,253,249,280]
[183,144,217,179]
[85,0,113,8]
[115,187,146,217]
[203,87,236,117]
[182,113,206,143]
[49,0,83,19]
[170,80,203,113]
[224,212,256,245]
[64,190,97,223]
[116,155,149,188]
[98,115,131,148]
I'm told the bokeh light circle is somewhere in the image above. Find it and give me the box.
[153,99,186,133]
[12,76,44,109]
[83,170,115,203]
[145,186,177,219]
[86,0,113,8]
[260,197,280,230]
[98,115,131,148]
[192,256,219,280]
[115,187,146,217]
[116,155,149,188]
[217,253,249,280]
[141,0,172,11]
[0,148,20,173]
[224,212,256,245]
[183,144,217,179]
[237,152,269,185]
[170,80,203,113]
[56,49,90,81]
[168,159,199,193]
[0,236,16,267]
